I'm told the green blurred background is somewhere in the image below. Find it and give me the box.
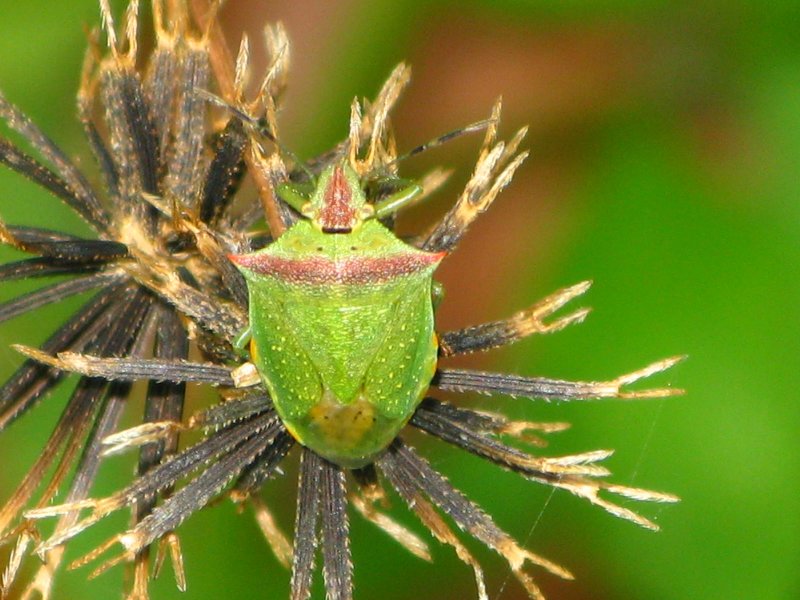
[1,0,798,599]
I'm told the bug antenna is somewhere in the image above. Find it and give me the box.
[194,88,314,181]
[348,97,363,173]
[368,118,496,179]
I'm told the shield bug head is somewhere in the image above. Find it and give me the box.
[231,162,445,467]
[305,163,374,233]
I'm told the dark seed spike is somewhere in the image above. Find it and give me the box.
[83,302,161,516]
[381,440,570,596]
[377,446,490,600]
[199,118,247,224]
[0,258,102,282]
[100,64,140,208]
[30,412,280,555]
[120,412,278,506]
[129,304,187,597]
[432,368,624,401]
[164,46,210,207]
[0,377,110,536]
[0,360,63,432]
[192,227,249,308]
[125,304,202,571]
[415,397,507,434]
[440,325,519,357]
[48,302,160,549]
[438,282,591,357]
[410,404,561,483]
[389,441,509,543]
[12,382,134,598]
[135,305,189,524]
[0,234,129,263]
[190,393,273,429]
[145,41,180,164]
[33,240,128,263]
[0,283,127,431]
[55,381,131,528]
[0,271,125,324]
[119,419,280,554]
[231,428,294,500]
[99,64,160,221]
[102,412,274,523]
[79,102,121,201]
[320,460,352,600]
[291,448,322,600]
[193,89,303,229]
[13,351,236,386]
[0,289,153,534]
[419,118,528,254]
[0,93,109,230]
[77,26,118,200]
[2,226,80,244]
[140,272,246,341]
[0,139,108,230]
[138,305,189,474]
[119,74,161,197]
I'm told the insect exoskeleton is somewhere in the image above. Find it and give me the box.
[231,162,445,467]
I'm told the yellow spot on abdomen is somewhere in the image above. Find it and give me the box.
[307,394,376,450]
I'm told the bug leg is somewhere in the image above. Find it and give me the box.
[372,183,423,219]
[439,281,591,357]
[275,182,312,214]
[233,325,252,350]
[431,281,445,310]
[368,118,494,175]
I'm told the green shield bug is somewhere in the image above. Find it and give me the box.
[231,162,445,467]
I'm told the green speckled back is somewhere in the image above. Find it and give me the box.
[238,219,442,467]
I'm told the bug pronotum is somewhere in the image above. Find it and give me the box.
[0,1,683,599]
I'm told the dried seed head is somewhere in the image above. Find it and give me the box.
[0,2,682,599]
